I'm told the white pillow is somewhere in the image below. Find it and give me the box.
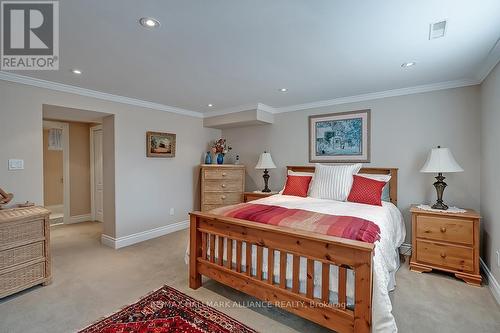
[310,163,362,201]
[356,173,391,182]
[279,170,315,195]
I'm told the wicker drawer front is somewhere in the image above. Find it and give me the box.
[203,192,242,205]
[0,261,45,292]
[204,169,243,180]
[416,240,473,272]
[0,220,44,246]
[203,180,243,192]
[0,242,44,270]
[416,215,473,245]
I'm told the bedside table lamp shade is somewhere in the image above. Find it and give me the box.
[255,152,276,192]
[420,146,463,210]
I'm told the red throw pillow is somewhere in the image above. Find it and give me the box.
[347,175,387,206]
[282,175,313,197]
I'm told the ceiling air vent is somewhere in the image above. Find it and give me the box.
[429,20,447,39]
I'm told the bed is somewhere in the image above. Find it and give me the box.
[189,166,405,333]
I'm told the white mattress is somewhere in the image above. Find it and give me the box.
[187,194,405,332]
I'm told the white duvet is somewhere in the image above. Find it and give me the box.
[186,194,405,332]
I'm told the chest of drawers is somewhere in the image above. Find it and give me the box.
[0,206,51,298]
[200,164,245,211]
[409,206,481,286]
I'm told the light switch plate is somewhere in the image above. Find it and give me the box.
[8,159,24,170]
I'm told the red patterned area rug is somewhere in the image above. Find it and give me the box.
[79,285,257,333]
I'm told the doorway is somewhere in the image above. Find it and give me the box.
[42,120,70,224]
[90,125,104,222]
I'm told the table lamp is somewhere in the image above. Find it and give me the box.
[255,151,276,192]
[420,146,464,210]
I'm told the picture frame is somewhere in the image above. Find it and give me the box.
[309,109,370,163]
[146,131,176,158]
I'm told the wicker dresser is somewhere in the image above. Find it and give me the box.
[0,206,51,298]
[200,164,245,211]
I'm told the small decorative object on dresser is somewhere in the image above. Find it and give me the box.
[255,151,276,192]
[211,138,232,165]
[420,146,464,210]
[204,151,212,164]
[146,131,176,158]
[0,187,14,208]
[243,191,278,202]
[0,206,52,298]
[200,164,245,211]
[409,205,481,286]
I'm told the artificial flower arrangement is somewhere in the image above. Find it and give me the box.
[211,138,232,156]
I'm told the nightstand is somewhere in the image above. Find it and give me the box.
[409,205,482,286]
[243,191,278,202]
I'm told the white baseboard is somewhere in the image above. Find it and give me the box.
[480,258,500,306]
[67,214,93,224]
[100,220,189,249]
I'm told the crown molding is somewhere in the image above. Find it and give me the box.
[475,37,500,83]
[0,71,204,118]
[204,102,276,117]
[274,78,480,113]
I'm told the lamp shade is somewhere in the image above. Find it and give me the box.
[255,152,276,169]
[420,147,464,173]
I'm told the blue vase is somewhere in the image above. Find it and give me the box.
[216,153,224,165]
[204,152,212,164]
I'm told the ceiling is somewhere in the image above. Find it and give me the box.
[4,0,500,115]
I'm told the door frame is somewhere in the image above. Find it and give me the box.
[90,124,103,222]
[42,120,70,224]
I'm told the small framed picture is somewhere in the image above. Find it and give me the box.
[309,109,370,163]
[146,131,176,158]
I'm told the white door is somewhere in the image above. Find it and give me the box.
[91,126,104,222]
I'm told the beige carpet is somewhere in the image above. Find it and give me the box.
[0,222,499,333]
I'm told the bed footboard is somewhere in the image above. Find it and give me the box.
[189,211,374,333]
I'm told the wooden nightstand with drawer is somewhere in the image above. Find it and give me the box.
[409,205,481,286]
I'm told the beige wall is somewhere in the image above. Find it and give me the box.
[0,80,220,238]
[222,86,481,243]
[480,63,500,283]
[42,129,63,206]
[69,122,91,217]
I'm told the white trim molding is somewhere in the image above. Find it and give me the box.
[480,258,500,306]
[68,214,93,224]
[475,37,500,82]
[100,220,189,249]
[0,71,203,118]
[274,79,480,113]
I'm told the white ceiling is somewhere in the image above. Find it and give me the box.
[4,0,500,115]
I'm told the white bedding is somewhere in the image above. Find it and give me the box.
[186,194,405,332]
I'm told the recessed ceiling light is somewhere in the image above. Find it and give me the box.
[207,104,214,107]
[401,62,416,68]
[139,17,160,28]
[71,69,82,74]
[279,88,288,92]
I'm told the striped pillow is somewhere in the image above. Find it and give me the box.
[310,163,363,201]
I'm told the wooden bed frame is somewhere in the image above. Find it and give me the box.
[189,166,398,333]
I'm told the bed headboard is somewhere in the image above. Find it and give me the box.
[287,166,398,206]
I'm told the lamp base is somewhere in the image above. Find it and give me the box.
[432,173,448,210]
[261,169,271,192]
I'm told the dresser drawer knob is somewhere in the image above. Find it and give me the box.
[222,172,227,176]
[440,252,446,258]
[440,227,447,233]
[221,184,226,188]
[221,195,226,199]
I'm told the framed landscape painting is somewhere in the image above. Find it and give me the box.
[309,109,370,163]
[146,131,176,158]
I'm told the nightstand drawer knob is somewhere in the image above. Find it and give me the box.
[440,227,447,233]
[440,252,446,258]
